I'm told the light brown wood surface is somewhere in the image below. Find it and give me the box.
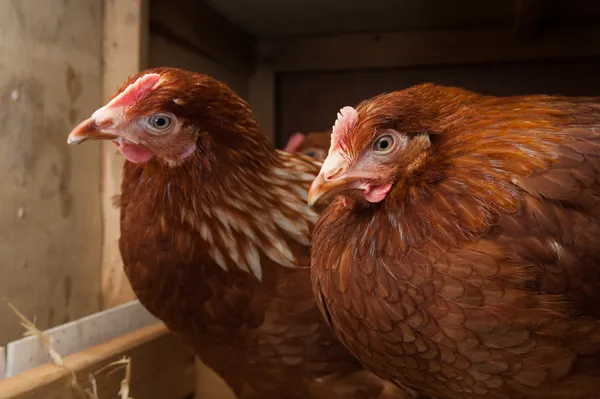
[100,0,150,309]
[0,0,103,346]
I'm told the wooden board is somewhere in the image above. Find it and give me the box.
[267,27,600,72]
[150,0,256,76]
[277,59,600,143]
[5,300,157,378]
[0,323,195,399]
[100,0,149,309]
[0,0,103,348]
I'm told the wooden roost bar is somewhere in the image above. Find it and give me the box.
[1,0,600,398]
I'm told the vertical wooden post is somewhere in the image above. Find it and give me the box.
[101,0,150,308]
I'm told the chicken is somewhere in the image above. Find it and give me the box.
[66,67,410,399]
[307,83,600,399]
[284,131,332,161]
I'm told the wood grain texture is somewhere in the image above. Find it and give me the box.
[0,323,195,399]
[101,0,149,308]
[0,0,103,346]
[311,84,600,398]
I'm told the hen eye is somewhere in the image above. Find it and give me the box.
[147,113,173,133]
[304,150,316,157]
[374,135,394,152]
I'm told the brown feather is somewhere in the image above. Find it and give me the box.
[312,84,600,398]
[110,68,416,399]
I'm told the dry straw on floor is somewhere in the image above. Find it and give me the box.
[8,302,132,399]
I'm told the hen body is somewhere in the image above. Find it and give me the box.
[310,84,600,399]
[69,68,408,399]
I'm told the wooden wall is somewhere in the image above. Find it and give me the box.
[148,33,249,99]
[278,58,600,145]
[0,0,103,346]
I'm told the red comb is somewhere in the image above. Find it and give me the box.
[330,106,358,153]
[107,73,161,109]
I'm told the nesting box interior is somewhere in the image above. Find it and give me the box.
[1,0,600,398]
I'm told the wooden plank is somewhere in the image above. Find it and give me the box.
[149,32,250,100]
[0,323,195,399]
[5,301,157,378]
[101,0,149,309]
[150,0,256,76]
[515,0,544,39]
[267,27,600,72]
[249,62,276,144]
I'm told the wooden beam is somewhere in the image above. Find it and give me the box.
[515,0,544,39]
[249,62,276,144]
[150,0,256,76]
[101,0,150,309]
[267,27,600,72]
[0,323,195,399]
[5,301,157,378]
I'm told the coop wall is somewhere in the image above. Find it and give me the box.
[278,57,600,144]
[2,0,600,398]
[0,0,103,347]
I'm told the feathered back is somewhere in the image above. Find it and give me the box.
[311,84,600,398]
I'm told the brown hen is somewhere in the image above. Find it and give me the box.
[308,83,600,399]
[284,131,332,162]
[66,67,409,399]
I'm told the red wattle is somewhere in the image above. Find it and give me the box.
[118,142,155,163]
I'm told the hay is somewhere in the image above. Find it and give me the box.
[8,302,133,399]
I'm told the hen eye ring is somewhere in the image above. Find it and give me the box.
[146,113,174,133]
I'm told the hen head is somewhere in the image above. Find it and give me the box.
[67,67,271,168]
[308,83,476,207]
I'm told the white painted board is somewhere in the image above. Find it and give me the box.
[5,300,158,378]
[0,347,5,380]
